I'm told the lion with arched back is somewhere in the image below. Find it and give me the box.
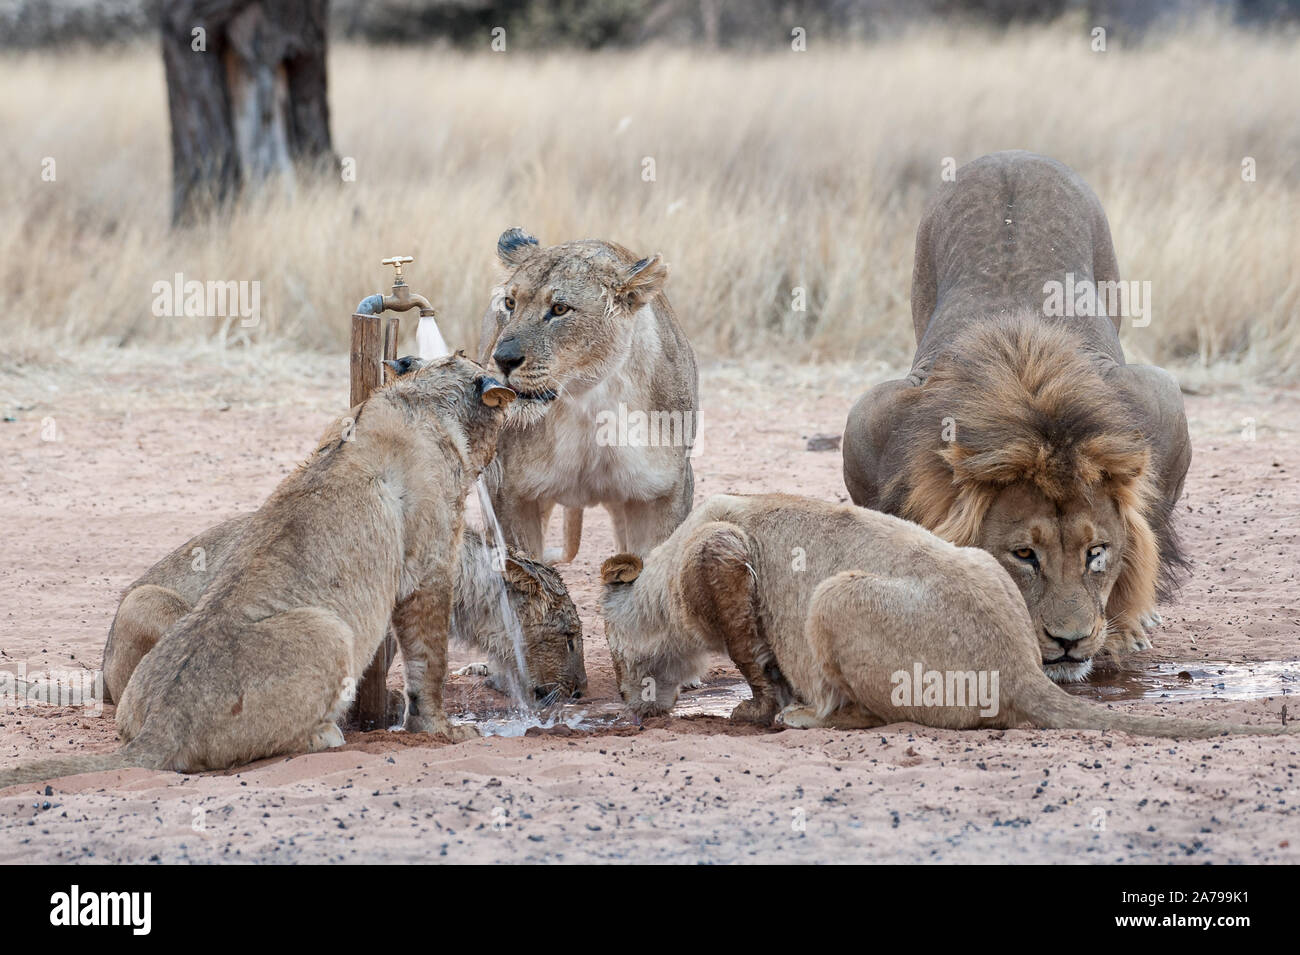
[842,151,1191,682]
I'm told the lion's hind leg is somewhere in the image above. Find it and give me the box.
[103,584,193,704]
[803,569,921,725]
[182,607,356,768]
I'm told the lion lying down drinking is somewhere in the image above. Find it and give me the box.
[600,493,1296,739]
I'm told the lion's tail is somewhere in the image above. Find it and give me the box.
[0,733,170,791]
[543,507,583,564]
[1016,672,1298,739]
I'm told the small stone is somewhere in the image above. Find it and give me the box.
[805,433,841,452]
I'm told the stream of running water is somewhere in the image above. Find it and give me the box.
[473,475,534,714]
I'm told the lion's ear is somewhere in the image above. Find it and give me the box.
[498,228,540,268]
[601,553,643,584]
[383,355,422,381]
[615,254,668,310]
[502,557,541,594]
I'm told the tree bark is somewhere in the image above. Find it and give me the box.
[161,0,337,225]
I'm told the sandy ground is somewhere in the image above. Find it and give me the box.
[1,350,1298,864]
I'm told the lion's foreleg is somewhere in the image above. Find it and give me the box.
[392,581,480,742]
[677,522,790,725]
[842,378,916,509]
[491,489,546,560]
[614,487,690,557]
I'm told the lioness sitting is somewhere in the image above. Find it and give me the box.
[842,151,1190,682]
[102,521,587,708]
[477,228,698,563]
[600,494,1293,740]
[0,355,515,787]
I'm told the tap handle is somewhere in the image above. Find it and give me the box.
[380,255,414,283]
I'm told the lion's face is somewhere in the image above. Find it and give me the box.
[977,482,1127,682]
[503,555,588,702]
[599,554,690,718]
[895,316,1165,685]
[484,229,668,420]
[604,629,681,719]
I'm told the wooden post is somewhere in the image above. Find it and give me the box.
[349,312,400,729]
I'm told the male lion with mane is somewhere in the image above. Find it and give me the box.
[842,151,1191,682]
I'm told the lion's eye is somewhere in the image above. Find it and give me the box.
[1088,544,1108,571]
[503,296,516,311]
[550,302,571,317]
[1012,547,1036,563]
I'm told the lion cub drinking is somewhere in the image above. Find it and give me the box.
[600,493,1296,740]
[100,353,586,710]
[102,521,587,708]
[1,354,515,787]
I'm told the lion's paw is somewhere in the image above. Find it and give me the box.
[775,704,821,729]
[455,662,491,677]
[405,713,482,742]
[1108,624,1152,654]
[729,698,778,725]
[442,721,483,742]
[308,721,345,751]
[1139,611,1163,633]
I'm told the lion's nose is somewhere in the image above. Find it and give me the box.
[493,337,525,377]
[1045,629,1084,652]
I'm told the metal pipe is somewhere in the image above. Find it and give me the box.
[353,290,436,318]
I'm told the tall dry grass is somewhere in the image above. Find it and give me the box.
[0,20,1297,378]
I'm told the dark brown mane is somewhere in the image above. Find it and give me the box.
[884,312,1184,603]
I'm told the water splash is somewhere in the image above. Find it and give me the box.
[452,679,754,737]
[473,476,535,714]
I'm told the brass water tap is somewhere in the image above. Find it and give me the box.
[355,255,435,318]
[381,255,414,285]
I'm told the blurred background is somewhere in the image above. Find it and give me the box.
[0,0,1296,377]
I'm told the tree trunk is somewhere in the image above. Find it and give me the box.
[161,0,337,225]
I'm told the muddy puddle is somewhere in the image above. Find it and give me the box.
[449,662,1299,736]
[450,679,753,736]
[1064,660,1299,703]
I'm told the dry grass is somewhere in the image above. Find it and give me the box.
[0,19,1297,379]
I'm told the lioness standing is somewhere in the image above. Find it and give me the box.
[478,229,698,562]
[0,355,515,786]
[842,151,1191,682]
[600,494,1293,741]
